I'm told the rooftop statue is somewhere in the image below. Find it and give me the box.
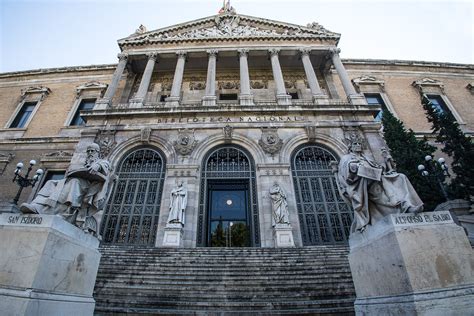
[20,143,112,237]
[335,135,423,232]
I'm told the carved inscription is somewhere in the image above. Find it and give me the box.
[156,116,305,124]
[393,212,453,226]
[8,215,43,225]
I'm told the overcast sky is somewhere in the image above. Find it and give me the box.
[0,0,472,73]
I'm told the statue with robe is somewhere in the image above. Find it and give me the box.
[336,137,423,233]
[20,143,112,236]
[167,180,187,225]
[270,183,290,226]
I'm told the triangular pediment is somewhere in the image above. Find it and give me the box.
[119,13,340,48]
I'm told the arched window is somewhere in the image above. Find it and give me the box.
[101,148,166,246]
[291,145,352,245]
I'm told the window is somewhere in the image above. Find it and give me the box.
[70,99,96,126]
[159,95,169,102]
[40,171,65,189]
[10,102,37,128]
[289,92,299,99]
[364,93,387,121]
[426,95,450,115]
[219,93,238,101]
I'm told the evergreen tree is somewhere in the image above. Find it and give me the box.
[421,95,474,200]
[381,109,445,210]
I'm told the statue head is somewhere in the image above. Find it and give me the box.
[349,141,363,154]
[86,143,100,160]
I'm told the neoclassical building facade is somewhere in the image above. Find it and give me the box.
[0,10,473,249]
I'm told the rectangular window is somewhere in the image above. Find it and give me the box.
[364,93,387,121]
[219,93,238,101]
[426,95,449,114]
[289,92,299,99]
[10,102,37,128]
[70,99,96,126]
[40,171,65,189]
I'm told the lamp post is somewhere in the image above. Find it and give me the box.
[417,155,450,201]
[12,160,43,205]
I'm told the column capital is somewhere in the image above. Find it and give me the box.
[176,50,187,58]
[299,48,312,56]
[117,53,128,61]
[329,47,341,56]
[238,48,250,57]
[268,48,281,56]
[146,52,158,60]
[207,49,219,56]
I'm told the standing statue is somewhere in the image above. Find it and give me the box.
[167,180,187,225]
[336,137,423,233]
[20,143,112,236]
[270,183,290,226]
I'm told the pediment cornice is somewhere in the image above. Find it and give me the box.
[118,14,340,48]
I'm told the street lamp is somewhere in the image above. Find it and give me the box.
[12,159,44,205]
[417,155,450,201]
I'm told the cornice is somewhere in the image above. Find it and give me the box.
[0,64,117,79]
[341,59,474,71]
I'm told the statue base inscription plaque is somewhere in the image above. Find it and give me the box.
[162,223,183,247]
[0,214,101,316]
[273,224,295,248]
[349,211,474,316]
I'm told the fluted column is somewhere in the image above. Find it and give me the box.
[269,49,291,105]
[202,49,218,106]
[330,48,366,105]
[300,48,328,104]
[166,51,187,107]
[131,52,158,106]
[238,48,254,106]
[95,53,128,109]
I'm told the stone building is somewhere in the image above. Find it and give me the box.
[1,9,473,248]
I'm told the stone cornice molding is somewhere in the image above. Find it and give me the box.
[352,75,386,93]
[412,77,445,94]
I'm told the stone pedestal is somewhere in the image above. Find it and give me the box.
[273,224,295,247]
[276,94,292,106]
[349,211,474,316]
[238,94,254,106]
[312,94,329,105]
[162,223,184,247]
[0,214,101,316]
[165,96,180,107]
[348,94,368,105]
[0,202,19,214]
[202,96,217,106]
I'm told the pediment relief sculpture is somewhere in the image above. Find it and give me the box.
[412,77,445,94]
[352,75,385,92]
[120,14,339,46]
[76,81,108,97]
[20,86,51,101]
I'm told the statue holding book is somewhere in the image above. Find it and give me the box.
[20,143,112,236]
[336,135,423,233]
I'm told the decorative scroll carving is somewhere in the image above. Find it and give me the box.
[141,127,152,143]
[75,81,108,97]
[412,77,445,94]
[189,81,206,90]
[223,125,233,141]
[20,86,51,101]
[352,75,385,93]
[250,80,268,89]
[44,150,73,158]
[259,127,283,155]
[218,81,240,90]
[95,129,117,158]
[173,129,198,156]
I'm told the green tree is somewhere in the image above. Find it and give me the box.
[421,95,474,200]
[382,109,445,210]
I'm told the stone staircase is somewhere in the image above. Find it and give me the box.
[93,246,356,315]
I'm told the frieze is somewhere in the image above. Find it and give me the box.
[259,127,283,155]
[173,129,198,156]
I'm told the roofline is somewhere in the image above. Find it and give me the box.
[0,59,472,78]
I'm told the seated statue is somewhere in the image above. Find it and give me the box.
[20,143,112,236]
[336,138,423,233]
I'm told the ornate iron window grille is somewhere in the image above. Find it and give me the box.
[291,145,352,245]
[197,145,260,247]
[101,148,166,246]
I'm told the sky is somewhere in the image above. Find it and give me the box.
[0,0,472,73]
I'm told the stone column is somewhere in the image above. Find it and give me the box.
[130,52,158,107]
[95,53,128,110]
[269,49,291,105]
[330,48,366,105]
[202,49,218,106]
[238,48,254,106]
[300,48,328,105]
[166,51,187,107]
